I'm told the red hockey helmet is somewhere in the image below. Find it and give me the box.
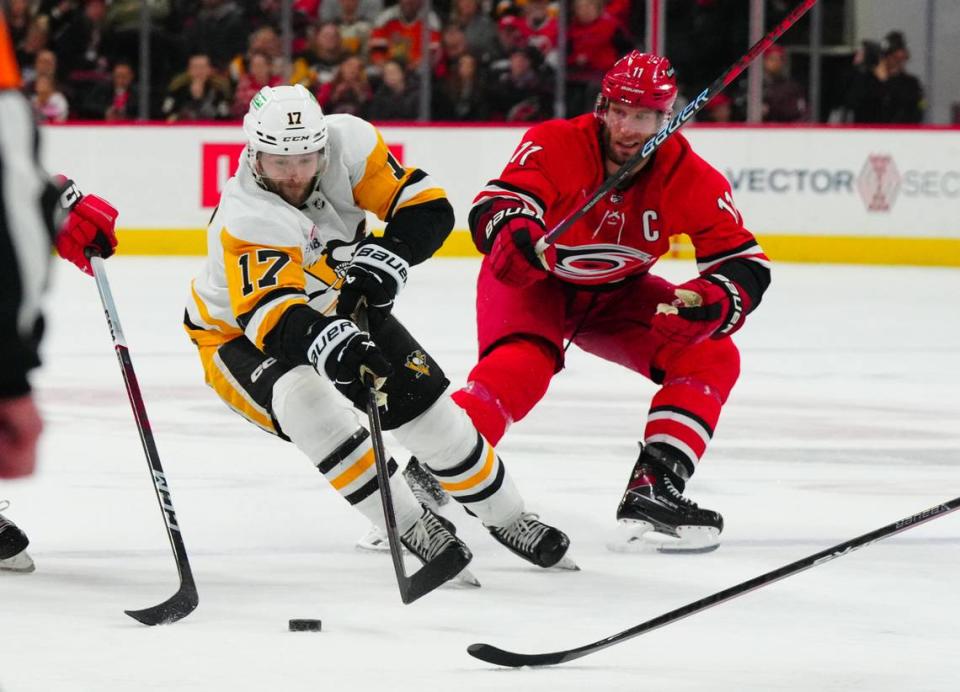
[596,51,678,116]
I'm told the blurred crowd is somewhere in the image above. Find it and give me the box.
[9,0,928,125]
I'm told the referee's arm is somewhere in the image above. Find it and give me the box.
[0,90,59,398]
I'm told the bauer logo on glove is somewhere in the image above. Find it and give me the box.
[52,175,119,276]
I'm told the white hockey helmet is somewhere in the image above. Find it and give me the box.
[242,85,329,190]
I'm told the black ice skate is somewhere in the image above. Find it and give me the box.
[403,457,450,512]
[400,507,480,587]
[0,502,35,573]
[611,444,723,554]
[487,513,578,570]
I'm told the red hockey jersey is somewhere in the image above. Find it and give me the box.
[471,114,770,287]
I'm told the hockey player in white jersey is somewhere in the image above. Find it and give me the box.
[183,85,572,580]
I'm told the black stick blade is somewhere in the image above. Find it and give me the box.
[125,584,198,626]
[402,543,473,604]
[467,643,572,668]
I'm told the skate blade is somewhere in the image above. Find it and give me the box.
[454,567,482,587]
[549,555,580,571]
[0,550,36,573]
[355,525,408,554]
[607,520,720,554]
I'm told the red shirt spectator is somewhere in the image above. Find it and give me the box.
[232,52,282,118]
[567,0,632,77]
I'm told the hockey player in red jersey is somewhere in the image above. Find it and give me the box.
[453,51,771,552]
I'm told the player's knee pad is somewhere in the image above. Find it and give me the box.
[395,397,524,528]
[271,368,361,463]
[392,396,477,468]
[272,370,422,532]
[467,337,557,425]
[661,338,741,404]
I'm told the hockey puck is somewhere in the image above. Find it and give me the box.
[288,618,322,632]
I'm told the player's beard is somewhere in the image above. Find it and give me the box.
[267,177,314,207]
[602,127,642,169]
[602,125,658,173]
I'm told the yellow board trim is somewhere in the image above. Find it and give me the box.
[115,229,960,267]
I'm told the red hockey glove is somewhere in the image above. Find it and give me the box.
[54,177,118,276]
[488,217,557,288]
[652,274,748,346]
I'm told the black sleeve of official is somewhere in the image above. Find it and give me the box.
[0,94,58,398]
[712,258,771,313]
[382,197,454,266]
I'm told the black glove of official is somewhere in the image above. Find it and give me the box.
[336,238,410,332]
[307,318,393,407]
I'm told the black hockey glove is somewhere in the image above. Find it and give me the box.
[336,238,410,333]
[307,318,393,407]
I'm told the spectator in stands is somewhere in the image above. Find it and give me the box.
[762,44,807,122]
[485,15,529,77]
[848,30,925,124]
[317,55,372,115]
[520,0,559,66]
[232,52,282,118]
[434,52,489,121]
[6,0,33,51]
[452,0,498,59]
[81,60,138,121]
[15,17,49,78]
[367,58,420,120]
[162,53,231,122]
[102,0,170,63]
[294,0,322,22]
[291,22,346,91]
[437,24,469,80]
[699,92,733,123]
[230,27,284,84]
[182,0,247,70]
[22,48,57,95]
[334,0,376,58]
[31,74,69,122]
[368,0,441,71]
[566,0,632,115]
[48,0,109,87]
[321,0,383,24]
[489,45,552,121]
[248,0,312,51]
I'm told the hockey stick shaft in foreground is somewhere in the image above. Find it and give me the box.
[468,496,960,667]
[534,0,819,255]
[88,253,198,625]
[356,312,468,604]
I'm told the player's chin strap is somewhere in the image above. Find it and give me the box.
[533,0,821,259]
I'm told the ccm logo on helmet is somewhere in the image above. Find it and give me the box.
[282,135,310,142]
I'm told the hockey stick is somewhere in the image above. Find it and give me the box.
[468,496,960,667]
[356,311,471,604]
[534,0,819,254]
[88,253,198,626]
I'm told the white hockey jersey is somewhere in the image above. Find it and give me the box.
[184,114,445,352]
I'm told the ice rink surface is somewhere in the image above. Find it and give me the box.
[2,257,958,692]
